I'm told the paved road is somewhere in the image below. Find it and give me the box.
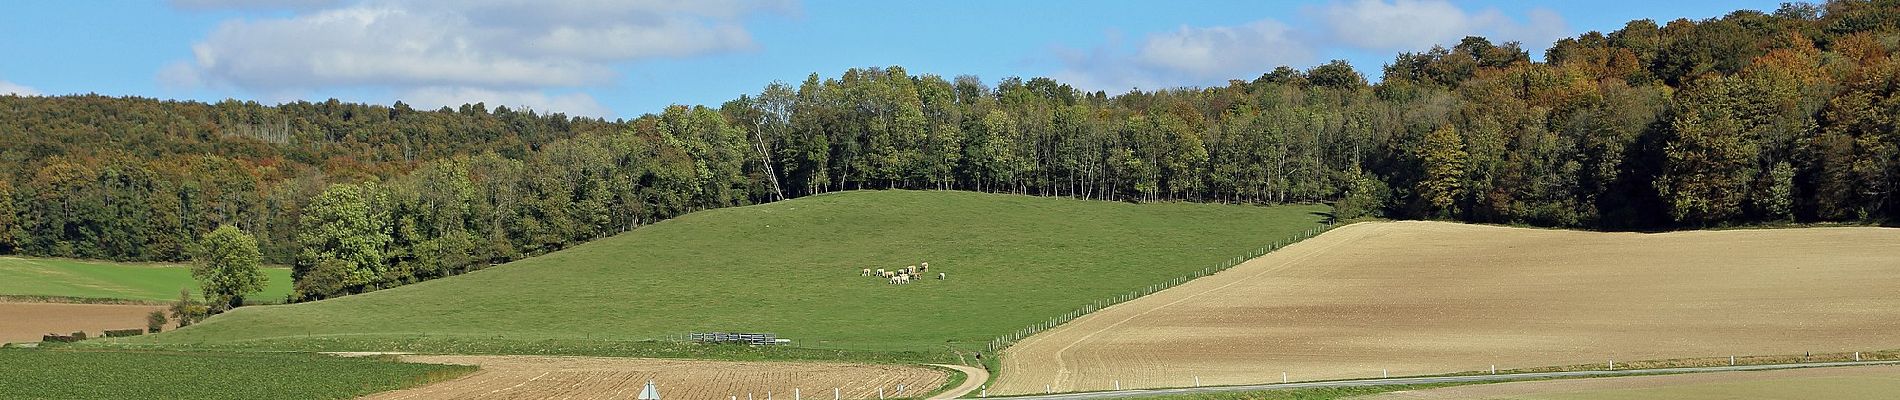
[929,364,990,400]
[987,360,1900,399]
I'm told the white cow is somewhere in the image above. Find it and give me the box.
[861,268,871,276]
[938,272,946,280]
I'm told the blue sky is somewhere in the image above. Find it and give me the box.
[0,0,1783,120]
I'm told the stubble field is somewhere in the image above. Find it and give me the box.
[994,221,1900,394]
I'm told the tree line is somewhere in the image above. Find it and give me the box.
[0,1,1895,303]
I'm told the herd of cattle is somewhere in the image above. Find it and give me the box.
[861,262,943,284]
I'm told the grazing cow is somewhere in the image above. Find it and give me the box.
[938,272,946,280]
[876,268,886,277]
[920,262,929,271]
[861,268,871,276]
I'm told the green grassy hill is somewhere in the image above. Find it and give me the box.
[0,257,293,303]
[128,190,1327,360]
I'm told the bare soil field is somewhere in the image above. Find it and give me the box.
[994,221,1900,395]
[363,355,950,400]
[1362,364,1900,399]
[0,302,168,344]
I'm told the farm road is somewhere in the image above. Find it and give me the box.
[927,364,988,400]
[988,360,1900,400]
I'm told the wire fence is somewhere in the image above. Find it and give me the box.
[985,219,1340,354]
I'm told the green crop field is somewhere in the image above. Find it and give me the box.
[118,190,1329,361]
[0,348,471,399]
[0,257,293,303]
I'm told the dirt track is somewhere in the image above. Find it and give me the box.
[993,221,1900,394]
[362,355,949,400]
[1361,364,1900,399]
[0,302,167,343]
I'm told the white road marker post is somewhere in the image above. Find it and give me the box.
[1857,351,1862,361]
[1730,356,1735,366]
[1194,376,1200,387]
[1608,359,1614,371]
[1490,365,1496,374]
[896,384,903,395]
[833,388,839,400]
[1282,371,1287,383]
[878,387,884,400]
[795,388,801,400]
[1382,369,1388,378]
[1045,385,1052,394]
[1114,380,1120,390]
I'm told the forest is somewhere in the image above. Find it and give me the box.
[0,1,1895,302]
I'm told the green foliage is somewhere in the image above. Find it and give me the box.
[1334,171,1392,220]
[147,310,167,333]
[192,225,266,311]
[0,349,472,400]
[169,288,207,328]
[294,183,391,301]
[0,256,290,303]
[1418,124,1468,217]
[130,191,1328,360]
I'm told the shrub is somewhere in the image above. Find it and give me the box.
[147,310,168,333]
[104,329,145,338]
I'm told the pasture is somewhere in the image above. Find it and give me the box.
[0,256,293,303]
[994,221,1900,394]
[118,190,1330,360]
[362,355,949,400]
[0,349,472,399]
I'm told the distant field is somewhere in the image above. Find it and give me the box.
[363,355,949,400]
[119,190,1330,360]
[0,349,472,399]
[1360,364,1900,399]
[996,221,1900,394]
[0,302,170,344]
[0,257,293,303]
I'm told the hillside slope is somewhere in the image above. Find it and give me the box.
[131,190,1328,358]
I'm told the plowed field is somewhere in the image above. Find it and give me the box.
[363,355,949,400]
[994,221,1900,394]
[0,302,168,343]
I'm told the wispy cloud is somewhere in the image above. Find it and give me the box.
[1053,20,1314,92]
[1053,0,1568,93]
[0,80,40,96]
[162,0,795,117]
[1313,0,1569,52]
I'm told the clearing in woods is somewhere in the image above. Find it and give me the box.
[994,221,1900,394]
[115,191,1328,360]
[361,355,948,400]
[1362,364,1900,399]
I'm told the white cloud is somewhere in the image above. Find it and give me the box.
[1137,20,1312,79]
[1314,0,1569,52]
[1053,20,1314,93]
[165,0,791,117]
[171,0,342,12]
[0,80,39,96]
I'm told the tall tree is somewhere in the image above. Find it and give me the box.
[192,225,267,311]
